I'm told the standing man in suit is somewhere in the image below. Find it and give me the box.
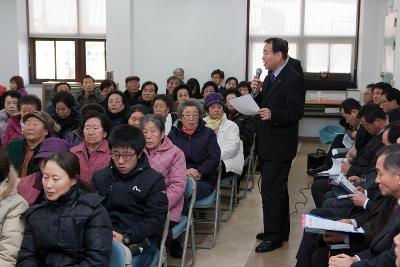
[251,37,305,252]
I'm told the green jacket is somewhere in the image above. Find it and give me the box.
[7,138,41,176]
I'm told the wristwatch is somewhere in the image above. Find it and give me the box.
[122,233,131,246]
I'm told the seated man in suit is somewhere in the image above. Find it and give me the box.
[328,144,400,267]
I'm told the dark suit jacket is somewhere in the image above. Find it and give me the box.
[255,63,305,161]
[347,132,384,177]
[355,125,373,152]
[288,57,304,77]
[351,206,399,266]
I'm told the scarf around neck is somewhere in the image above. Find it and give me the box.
[205,115,223,132]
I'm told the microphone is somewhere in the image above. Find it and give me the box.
[255,68,262,79]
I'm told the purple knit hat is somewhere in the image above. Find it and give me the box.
[204,92,225,108]
[33,137,70,161]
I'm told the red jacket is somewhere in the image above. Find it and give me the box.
[2,115,22,146]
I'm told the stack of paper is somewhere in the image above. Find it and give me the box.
[319,158,343,176]
[302,213,365,234]
[331,174,357,193]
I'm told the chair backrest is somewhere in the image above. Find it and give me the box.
[109,240,132,267]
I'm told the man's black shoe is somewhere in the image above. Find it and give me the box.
[168,240,183,258]
[256,233,289,242]
[306,164,330,176]
[255,240,283,253]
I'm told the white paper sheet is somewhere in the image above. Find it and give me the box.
[342,133,354,149]
[302,213,364,234]
[318,158,343,176]
[228,94,260,115]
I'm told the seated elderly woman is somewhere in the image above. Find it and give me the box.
[8,111,60,177]
[169,99,221,200]
[99,79,117,97]
[64,103,105,148]
[127,104,150,128]
[18,137,70,206]
[92,125,168,266]
[50,91,80,139]
[2,94,42,145]
[46,83,81,116]
[105,90,128,130]
[199,81,218,104]
[0,90,21,138]
[140,114,186,256]
[136,81,158,111]
[0,148,28,266]
[172,84,191,112]
[238,81,252,96]
[70,111,111,186]
[152,94,177,135]
[203,92,244,177]
[17,151,113,266]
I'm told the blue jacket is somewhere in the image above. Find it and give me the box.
[168,119,220,188]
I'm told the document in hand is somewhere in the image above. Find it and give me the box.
[342,133,354,149]
[302,213,365,234]
[333,174,357,193]
[228,94,260,115]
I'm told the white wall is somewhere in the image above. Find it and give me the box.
[106,0,247,93]
[0,0,28,87]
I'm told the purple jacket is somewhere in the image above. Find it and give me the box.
[144,137,186,222]
[168,120,221,188]
[70,140,111,186]
[2,114,22,145]
[16,88,28,96]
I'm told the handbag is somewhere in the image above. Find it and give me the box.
[307,149,328,170]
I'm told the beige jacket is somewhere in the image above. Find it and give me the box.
[0,167,28,266]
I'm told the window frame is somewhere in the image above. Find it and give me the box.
[28,37,107,84]
[246,0,361,90]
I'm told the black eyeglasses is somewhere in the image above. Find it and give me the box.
[110,152,136,161]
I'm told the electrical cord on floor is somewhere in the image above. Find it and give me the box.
[258,173,312,217]
[289,181,312,216]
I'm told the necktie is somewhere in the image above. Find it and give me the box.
[270,74,275,82]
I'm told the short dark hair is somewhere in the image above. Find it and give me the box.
[173,84,191,101]
[0,148,10,183]
[186,78,200,94]
[225,88,241,98]
[125,76,140,84]
[225,77,238,86]
[376,144,400,173]
[9,75,24,89]
[99,79,117,92]
[51,91,76,109]
[80,111,111,136]
[201,81,218,96]
[3,90,21,108]
[19,95,41,111]
[339,98,361,114]
[81,75,95,84]
[265,37,289,60]
[211,69,224,79]
[167,76,180,84]
[53,82,71,93]
[80,103,105,116]
[141,81,158,93]
[140,114,166,133]
[127,104,150,120]
[153,94,173,111]
[387,108,400,123]
[366,83,375,89]
[108,124,146,154]
[382,88,400,105]
[105,90,128,110]
[384,122,400,144]
[357,104,386,123]
[373,82,392,92]
[238,81,252,94]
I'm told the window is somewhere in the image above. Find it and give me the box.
[248,0,359,88]
[28,0,106,83]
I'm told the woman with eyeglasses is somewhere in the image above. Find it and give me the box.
[70,111,111,186]
[92,125,168,267]
[168,99,220,201]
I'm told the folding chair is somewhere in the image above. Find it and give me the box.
[170,177,197,267]
[220,173,238,221]
[109,240,132,267]
[241,134,257,196]
[150,216,170,267]
[192,163,222,249]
